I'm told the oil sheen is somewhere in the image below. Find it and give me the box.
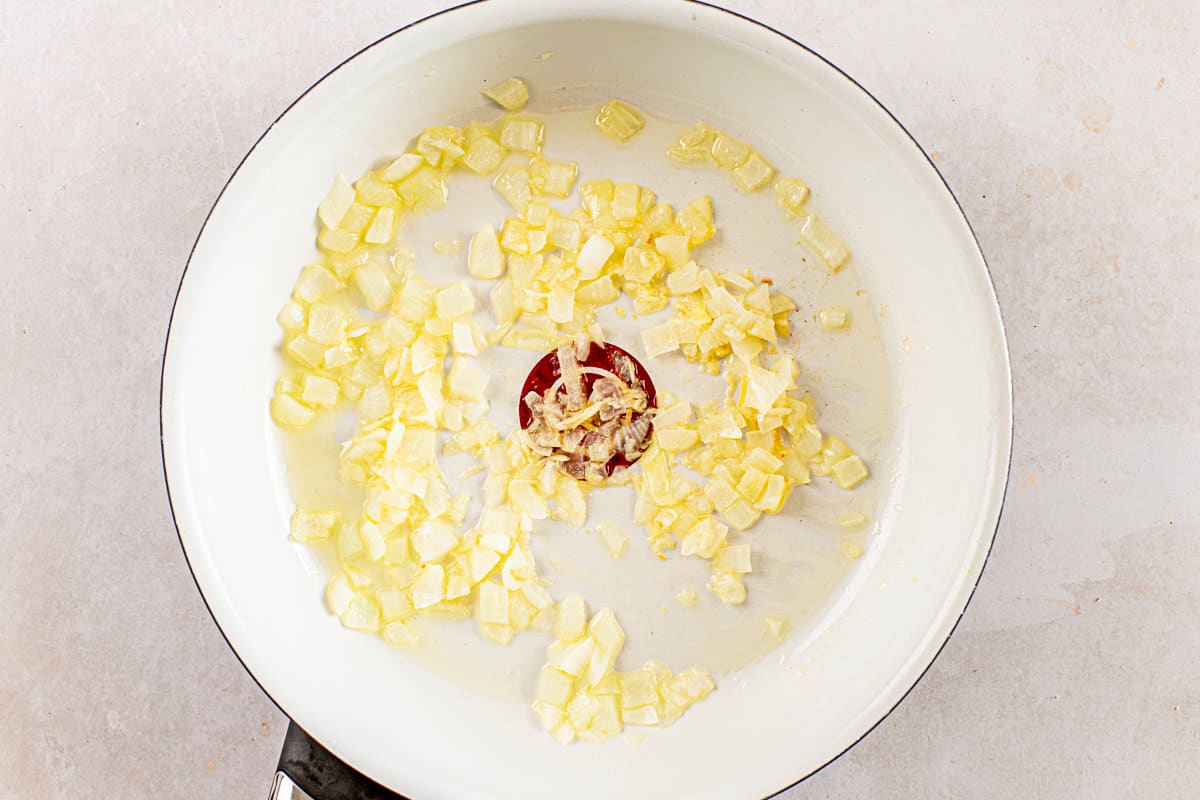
[279,102,894,702]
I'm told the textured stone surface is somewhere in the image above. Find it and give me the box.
[1,1,1196,798]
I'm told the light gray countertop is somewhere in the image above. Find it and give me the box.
[2,1,1197,797]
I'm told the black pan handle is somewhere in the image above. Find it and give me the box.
[270,721,411,800]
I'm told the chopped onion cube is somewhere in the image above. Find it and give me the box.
[618,670,658,710]
[293,264,343,304]
[818,306,850,329]
[499,116,544,153]
[831,454,869,489]
[680,518,727,559]
[363,207,396,245]
[536,665,574,708]
[715,543,752,574]
[270,393,315,429]
[641,323,680,358]
[477,581,510,625]
[710,132,750,169]
[377,587,413,622]
[556,596,588,642]
[462,134,507,174]
[744,447,783,473]
[774,176,809,212]
[434,282,477,319]
[566,694,601,729]
[410,565,446,609]
[723,499,761,531]
[493,167,532,212]
[553,637,595,677]
[301,375,339,407]
[731,151,775,191]
[800,214,851,271]
[654,399,693,430]
[380,153,425,183]
[530,156,578,197]
[680,666,715,700]
[412,520,459,562]
[523,582,554,610]
[508,590,537,628]
[707,571,746,605]
[654,234,690,267]
[612,182,641,221]
[736,467,769,503]
[290,510,338,542]
[576,234,615,279]
[276,301,305,333]
[468,224,505,279]
[338,203,372,234]
[353,262,393,311]
[446,358,489,401]
[588,608,625,653]
[417,126,465,168]
[317,173,355,229]
[677,196,715,247]
[595,99,646,141]
[317,226,358,254]
[667,122,716,163]
[547,286,574,324]
[355,174,400,207]
[341,595,381,632]
[509,480,549,519]
[481,77,529,111]
[596,522,628,560]
[306,304,345,346]
[336,522,364,561]
[396,167,447,210]
[656,429,699,452]
[325,575,355,616]
[697,410,742,443]
[465,544,499,582]
[359,521,386,561]
[575,275,619,306]
[547,216,582,252]
[702,478,739,512]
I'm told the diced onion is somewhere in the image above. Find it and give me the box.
[818,306,850,330]
[317,173,355,229]
[499,117,545,153]
[481,77,530,111]
[800,214,851,271]
[468,225,505,279]
[595,99,646,141]
[276,95,873,747]
[595,523,628,560]
[290,510,338,542]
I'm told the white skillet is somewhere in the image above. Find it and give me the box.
[161,1,1012,797]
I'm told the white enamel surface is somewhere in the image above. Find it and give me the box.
[161,1,1011,798]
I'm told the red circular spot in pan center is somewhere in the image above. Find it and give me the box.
[519,342,658,475]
